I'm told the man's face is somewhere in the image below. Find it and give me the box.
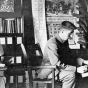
[61,29,73,41]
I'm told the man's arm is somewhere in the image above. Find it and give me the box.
[77,58,88,73]
[47,43,61,66]
[83,60,88,65]
[77,57,88,65]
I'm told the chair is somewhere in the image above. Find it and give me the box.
[28,65,56,88]
[27,44,61,88]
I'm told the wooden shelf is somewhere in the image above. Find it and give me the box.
[0,33,23,37]
[0,17,25,67]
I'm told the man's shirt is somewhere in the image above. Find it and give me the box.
[42,35,77,66]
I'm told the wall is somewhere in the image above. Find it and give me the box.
[31,0,48,53]
[23,0,35,58]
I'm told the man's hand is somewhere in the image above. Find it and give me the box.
[77,58,88,66]
[77,65,88,73]
[83,60,88,65]
[77,58,84,66]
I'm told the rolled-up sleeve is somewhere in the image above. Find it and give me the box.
[47,43,60,65]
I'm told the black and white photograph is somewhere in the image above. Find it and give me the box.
[0,0,88,88]
[45,0,78,16]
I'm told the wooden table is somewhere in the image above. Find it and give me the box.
[76,66,88,88]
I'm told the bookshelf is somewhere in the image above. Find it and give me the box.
[0,16,27,88]
[0,0,28,87]
[0,17,25,67]
[0,17,23,33]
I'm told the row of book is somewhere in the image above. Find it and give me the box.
[0,18,23,33]
[0,37,22,44]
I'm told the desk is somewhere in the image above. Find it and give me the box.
[76,65,88,88]
[76,73,88,88]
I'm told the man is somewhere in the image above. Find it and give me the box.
[36,21,88,88]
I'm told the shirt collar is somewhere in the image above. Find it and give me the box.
[55,35,64,43]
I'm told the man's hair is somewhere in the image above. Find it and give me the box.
[60,21,77,31]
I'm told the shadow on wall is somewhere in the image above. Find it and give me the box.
[28,43,43,66]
